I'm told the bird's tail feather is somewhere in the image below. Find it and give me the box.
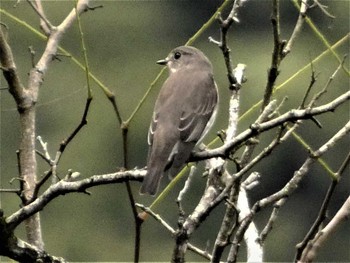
[139,170,163,196]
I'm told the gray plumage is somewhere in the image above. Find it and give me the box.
[140,46,218,195]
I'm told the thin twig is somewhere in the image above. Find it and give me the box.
[299,196,350,263]
[0,188,21,194]
[283,0,308,57]
[27,0,53,35]
[259,197,287,243]
[313,0,335,19]
[308,55,347,108]
[295,151,350,262]
[262,0,283,110]
[136,203,218,261]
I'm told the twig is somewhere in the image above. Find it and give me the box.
[177,165,197,204]
[0,188,21,194]
[299,196,350,263]
[283,0,308,57]
[312,0,335,19]
[308,55,347,108]
[29,97,92,203]
[295,151,350,262]
[0,28,26,109]
[209,0,247,89]
[259,197,287,243]
[262,0,284,110]
[136,203,218,262]
[192,91,350,161]
[36,136,52,162]
[26,0,53,35]
[6,168,146,230]
[228,121,350,261]
[300,59,318,108]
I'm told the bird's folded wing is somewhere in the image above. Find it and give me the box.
[178,86,217,142]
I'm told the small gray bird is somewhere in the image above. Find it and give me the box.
[140,46,219,195]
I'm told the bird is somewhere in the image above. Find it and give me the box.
[140,46,219,195]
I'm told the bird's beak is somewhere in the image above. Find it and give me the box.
[156,58,168,65]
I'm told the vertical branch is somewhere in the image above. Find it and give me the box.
[19,106,44,249]
[262,0,283,110]
[121,122,142,263]
[1,0,93,251]
[207,1,248,262]
[0,23,44,250]
[282,0,308,57]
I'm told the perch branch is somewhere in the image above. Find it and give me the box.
[192,91,350,161]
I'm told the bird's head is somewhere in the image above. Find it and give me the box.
[157,46,212,74]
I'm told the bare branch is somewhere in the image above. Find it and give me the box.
[295,151,350,261]
[6,169,146,230]
[136,203,218,262]
[0,28,27,110]
[192,91,350,161]
[227,187,263,263]
[308,55,347,107]
[259,197,287,243]
[312,0,335,19]
[228,121,350,259]
[283,0,309,56]
[26,0,53,35]
[262,0,285,110]
[299,196,350,263]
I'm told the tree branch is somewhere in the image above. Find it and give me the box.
[299,196,350,263]
[227,121,350,260]
[6,169,145,230]
[192,91,350,161]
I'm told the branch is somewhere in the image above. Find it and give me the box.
[192,91,350,161]
[0,27,27,110]
[230,187,263,262]
[283,0,308,57]
[262,0,283,109]
[0,232,66,262]
[6,169,145,230]
[172,2,249,261]
[295,151,350,261]
[299,196,350,263]
[136,203,218,262]
[227,121,350,259]
[26,0,53,35]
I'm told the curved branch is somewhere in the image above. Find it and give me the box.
[6,169,145,230]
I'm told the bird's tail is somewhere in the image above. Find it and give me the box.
[139,169,163,196]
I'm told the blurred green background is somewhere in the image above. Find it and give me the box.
[0,0,349,262]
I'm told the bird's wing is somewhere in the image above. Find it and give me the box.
[147,112,158,146]
[178,76,218,143]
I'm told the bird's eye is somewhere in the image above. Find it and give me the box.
[174,52,181,60]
